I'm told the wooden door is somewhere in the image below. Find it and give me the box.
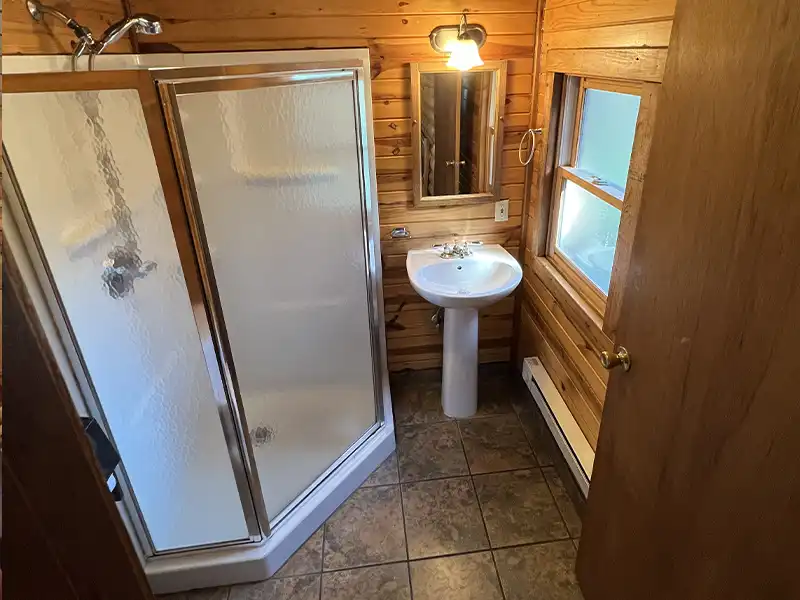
[3,246,154,599]
[577,0,800,599]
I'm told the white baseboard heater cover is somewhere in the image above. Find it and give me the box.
[522,357,594,497]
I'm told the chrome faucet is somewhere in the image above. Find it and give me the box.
[438,241,473,259]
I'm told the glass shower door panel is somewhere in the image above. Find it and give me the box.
[4,90,250,551]
[175,79,377,520]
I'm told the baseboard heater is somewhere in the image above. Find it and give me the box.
[521,357,594,497]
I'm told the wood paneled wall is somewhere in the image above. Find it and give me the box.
[4,0,540,372]
[517,0,675,447]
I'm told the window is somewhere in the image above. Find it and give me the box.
[548,77,641,307]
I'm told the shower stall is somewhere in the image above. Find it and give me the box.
[3,49,393,593]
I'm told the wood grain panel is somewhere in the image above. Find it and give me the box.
[519,304,600,446]
[545,47,667,81]
[4,0,131,54]
[379,216,522,240]
[139,35,536,61]
[380,199,523,223]
[543,0,676,32]
[526,267,608,382]
[543,20,672,50]
[132,0,538,19]
[382,230,522,258]
[523,279,606,402]
[131,14,535,46]
[389,342,511,371]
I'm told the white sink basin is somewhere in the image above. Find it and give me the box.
[405,244,522,418]
[406,244,522,309]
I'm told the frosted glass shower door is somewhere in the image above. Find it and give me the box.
[163,66,381,520]
[3,76,258,552]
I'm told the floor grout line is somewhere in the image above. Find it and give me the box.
[304,536,578,577]
[469,471,507,600]
[401,441,414,600]
[398,471,411,565]
[541,468,575,541]
[512,402,575,541]
[319,507,328,598]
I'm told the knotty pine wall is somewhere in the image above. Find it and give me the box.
[518,0,676,448]
[4,0,540,372]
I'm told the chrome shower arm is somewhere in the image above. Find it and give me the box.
[94,14,163,55]
[27,1,162,70]
[27,1,96,46]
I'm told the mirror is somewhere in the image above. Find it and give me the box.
[411,61,507,207]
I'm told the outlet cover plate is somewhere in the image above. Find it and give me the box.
[495,199,509,222]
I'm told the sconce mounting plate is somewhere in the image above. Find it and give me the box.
[429,23,487,54]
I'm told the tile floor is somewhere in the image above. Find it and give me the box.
[160,365,584,600]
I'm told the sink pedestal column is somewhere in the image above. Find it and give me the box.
[442,307,479,418]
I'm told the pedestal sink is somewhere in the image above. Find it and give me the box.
[406,244,522,417]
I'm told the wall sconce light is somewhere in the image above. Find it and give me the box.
[429,11,487,71]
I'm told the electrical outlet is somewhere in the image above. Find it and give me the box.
[495,199,509,222]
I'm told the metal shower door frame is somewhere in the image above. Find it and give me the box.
[1,69,265,558]
[151,60,391,531]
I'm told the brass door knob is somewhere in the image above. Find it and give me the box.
[600,346,631,371]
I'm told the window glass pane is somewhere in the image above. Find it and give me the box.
[556,180,622,294]
[576,88,640,189]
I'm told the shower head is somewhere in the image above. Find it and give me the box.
[95,14,163,54]
[27,2,163,69]
[134,16,163,35]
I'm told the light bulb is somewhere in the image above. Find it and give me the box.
[446,38,484,71]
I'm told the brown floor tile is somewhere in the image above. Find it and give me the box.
[229,575,319,600]
[273,527,323,577]
[477,368,530,417]
[402,477,488,559]
[475,382,516,418]
[159,588,229,600]
[321,563,411,600]
[494,541,584,600]
[397,422,468,482]
[323,485,406,570]
[517,408,558,467]
[543,467,583,537]
[363,453,400,487]
[474,469,568,547]
[409,552,503,600]
[392,383,451,426]
[459,415,537,474]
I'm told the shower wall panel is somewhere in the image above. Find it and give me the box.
[4,89,251,551]
[173,76,379,520]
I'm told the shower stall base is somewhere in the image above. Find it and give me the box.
[146,427,393,593]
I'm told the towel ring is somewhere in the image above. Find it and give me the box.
[518,128,543,166]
